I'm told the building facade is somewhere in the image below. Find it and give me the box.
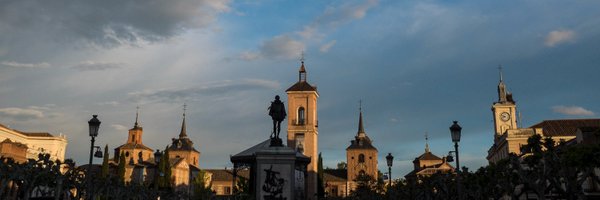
[0,123,67,162]
[324,109,379,197]
[286,61,319,198]
[486,70,598,163]
[404,138,454,180]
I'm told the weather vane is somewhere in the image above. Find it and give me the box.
[300,51,305,63]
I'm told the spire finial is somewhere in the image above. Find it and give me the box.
[179,103,187,138]
[134,106,140,128]
[357,100,365,135]
[300,51,305,64]
[499,65,504,82]
[425,132,430,153]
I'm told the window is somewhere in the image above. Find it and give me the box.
[358,154,365,163]
[125,151,130,157]
[224,186,231,194]
[298,107,305,125]
[295,133,305,153]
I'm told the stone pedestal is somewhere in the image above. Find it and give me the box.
[232,138,310,200]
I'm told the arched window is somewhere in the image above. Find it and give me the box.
[298,107,305,125]
[358,154,365,163]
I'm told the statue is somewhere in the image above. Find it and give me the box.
[268,95,286,141]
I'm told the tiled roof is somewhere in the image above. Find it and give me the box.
[416,152,442,161]
[286,81,317,92]
[323,169,347,182]
[0,123,54,137]
[115,143,154,151]
[346,136,377,150]
[204,169,250,181]
[530,119,600,137]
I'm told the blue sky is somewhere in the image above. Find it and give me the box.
[1,0,599,177]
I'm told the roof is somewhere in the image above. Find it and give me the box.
[0,123,55,137]
[230,138,310,164]
[530,119,600,137]
[346,136,377,150]
[0,139,28,148]
[169,138,199,152]
[115,143,154,151]
[204,169,250,181]
[415,152,442,161]
[323,169,347,182]
[286,81,317,92]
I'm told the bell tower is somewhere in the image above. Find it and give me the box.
[492,67,518,138]
[286,59,319,199]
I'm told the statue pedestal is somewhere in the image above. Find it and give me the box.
[232,138,310,200]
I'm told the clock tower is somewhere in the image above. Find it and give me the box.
[491,68,518,138]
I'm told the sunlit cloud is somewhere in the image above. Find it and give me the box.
[552,105,594,116]
[544,30,575,47]
[0,107,45,120]
[319,40,337,53]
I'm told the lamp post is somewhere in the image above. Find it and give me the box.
[87,115,101,199]
[154,149,163,190]
[385,153,394,187]
[449,121,462,200]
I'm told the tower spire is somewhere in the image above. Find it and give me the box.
[425,132,430,153]
[357,100,365,136]
[179,103,187,138]
[497,65,507,103]
[134,106,140,128]
[299,52,307,82]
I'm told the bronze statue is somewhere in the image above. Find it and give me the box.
[268,95,286,140]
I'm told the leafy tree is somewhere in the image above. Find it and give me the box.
[101,145,109,178]
[337,162,347,170]
[192,170,213,200]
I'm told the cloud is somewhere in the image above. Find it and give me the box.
[239,0,377,60]
[319,40,337,53]
[258,35,305,60]
[128,79,280,103]
[71,61,124,71]
[544,30,575,47]
[298,0,378,40]
[552,105,594,116]
[1,61,50,69]
[111,124,129,131]
[0,107,45,120]
[96,101,120,106]
[0,0,231,47]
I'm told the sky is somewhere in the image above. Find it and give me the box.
[1,0,599,178]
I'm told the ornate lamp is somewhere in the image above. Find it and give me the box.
[385,153,394,187]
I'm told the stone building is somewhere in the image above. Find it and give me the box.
[204,169,250,196]
[0,122,67,162]
[286,60,320,198]
[324,109,379,197]
[404,138,454,181]
[486,70,600,163]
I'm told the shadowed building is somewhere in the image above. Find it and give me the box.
[286,60,320,199]
[204,169,250,196]
[404,137,454,181]
[487,70,600,163]
[0,122,67,162]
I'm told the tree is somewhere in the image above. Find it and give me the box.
[317,153,325,198]
[156,146,172,189]
[101,145,109,178]
[192,170,213,200]
[336,162,347,170]
[117,152,126,183]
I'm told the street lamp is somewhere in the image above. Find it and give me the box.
[449,121,462,199]
[87,115,101,199]
[386,153,394,187]
[154,150,163,190]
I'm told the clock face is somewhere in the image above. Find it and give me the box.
[500,112,510,121]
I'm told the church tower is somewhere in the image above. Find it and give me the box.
[168,104,201,168]
[491,67,518,138]
[114,108,154,165]
[346,107,378,188]
[286,60,319,198]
